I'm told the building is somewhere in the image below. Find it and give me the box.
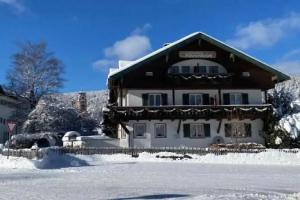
[104,32,290,148]
[0,85,19,145]
[73,92,87,113]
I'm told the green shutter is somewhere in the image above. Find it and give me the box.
[204,124,211,137]
[182,94,189,105]
[142,94,148,106]
[225,124,232,137]
[223,93,230,105]
[242,93,249,104]
[245,123,252,137]
[202,94,209,105]
[183,124,190,137]
[161,93,168,105]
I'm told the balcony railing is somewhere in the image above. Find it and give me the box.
[105,104,272,121]
[168,73,234,81]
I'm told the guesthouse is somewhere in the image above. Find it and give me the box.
[104,32,290,148]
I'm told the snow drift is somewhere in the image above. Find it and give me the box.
[1,149,300,170]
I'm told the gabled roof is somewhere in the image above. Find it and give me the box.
[109,32,290,82]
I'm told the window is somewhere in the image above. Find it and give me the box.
[193,66,207,74]
[133,123,146,138]
[190,124,205,138]
[181,66,190,74]
[183,93,209,105]
[199,66,207,74]
[209,66,218,74]
[171,66,179,74]
[189,94,202,105]
[223,93,249,105]
[149,94,161,106]
[230,93,243,104]
[155,123,166,138]
[183,123,210,138]
[225,123,251,138]
[142,93,168,106]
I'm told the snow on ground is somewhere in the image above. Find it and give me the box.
[0,151,300,199]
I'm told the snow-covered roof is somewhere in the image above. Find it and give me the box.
[108,32,290,83]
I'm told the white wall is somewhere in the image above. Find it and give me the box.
[119,119,264,148]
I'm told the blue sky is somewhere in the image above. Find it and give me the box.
[0,0,300,92]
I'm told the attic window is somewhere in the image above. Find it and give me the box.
[145,72,153,76]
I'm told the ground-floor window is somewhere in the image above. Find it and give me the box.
[133,123,146,138]
[225,122,251,138]
[155,123,167,138]
[183,123,210,138]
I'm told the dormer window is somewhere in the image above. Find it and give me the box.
[194,66,206,74]
[209,66,218,74]
[181,66,190,74]
[172,66,179,74]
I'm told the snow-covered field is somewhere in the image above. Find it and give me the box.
[0,151,300,200]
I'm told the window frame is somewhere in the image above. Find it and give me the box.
[181,66,190,74]
[133,123,146,138]
[208,66,219,74]
[154,123,167,138]
[148,93,162,106]
[189,93,203,105]
[225,122,251,138]
[229,93,243,105]
[190,123,205,138]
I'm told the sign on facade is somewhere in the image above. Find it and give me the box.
[179,51,216,58]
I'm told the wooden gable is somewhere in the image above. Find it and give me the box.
[109,32,289,90]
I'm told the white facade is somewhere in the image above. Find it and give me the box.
[117,89,265,148]
[119,119,264,148]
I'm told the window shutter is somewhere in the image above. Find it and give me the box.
[225,124,232,137]
[204,124,211,137]
[242,93,249,104]
[183,124,190,138]
[182,94,189,105]
[245,123,252,137]
[142,94,148,106]
[161,93,168,105]
[202,94,209,105]
[223,93,230,105]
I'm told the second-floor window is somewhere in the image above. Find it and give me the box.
[189,94,202,105]
[182,93,209,105]
[223,93,249,105]
[149,94,161,106]
[142,93,168,106]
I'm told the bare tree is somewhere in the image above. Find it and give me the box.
[6,41,64,107]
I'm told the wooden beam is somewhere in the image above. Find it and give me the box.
[120,122,129,134]
[217,119,222,133]
[218,88,221,105]
[177,120,182,134]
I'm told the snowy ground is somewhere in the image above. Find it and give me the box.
[0,151,300,200]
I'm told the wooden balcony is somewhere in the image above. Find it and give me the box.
[104,104,272,121]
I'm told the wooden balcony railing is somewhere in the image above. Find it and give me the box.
[104,104,272,121]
